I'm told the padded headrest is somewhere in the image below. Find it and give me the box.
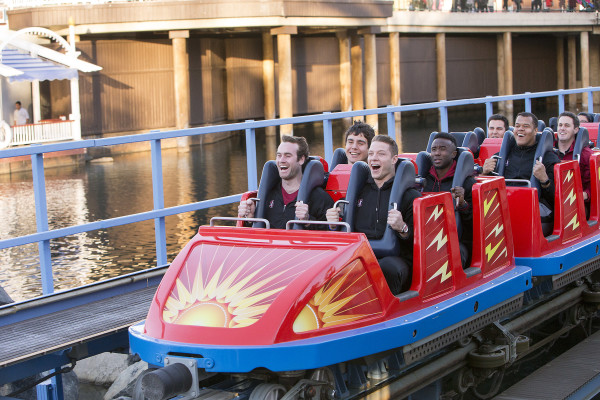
[426,132,438,152]
[461,131,479,156]
[496,131,516,176]
[294,159,326,230]
[594,113,600,123]
[330,148,348,172]
[538,120,546,132]
[253,161,281,228]
[531,130,554,200]
[549,117,558,132]
[416,151,432,179]
[573,127,590,160]
[452,148,475,189]
[473,127,486,145]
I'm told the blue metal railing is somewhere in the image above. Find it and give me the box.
[1,87,598,297]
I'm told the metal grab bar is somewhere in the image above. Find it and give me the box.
[285,220,351,232]
[210,216,270,229]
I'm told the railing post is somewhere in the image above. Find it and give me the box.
[31,149,54,295]
[588,90,594,113]
[485,96,493,123]
[558,90,565,114]
[150,137,167,267]
[524,92,532,112]
[386,105,396,138]
[245,121,258,191]
[439,103,448,132]
[322,112,333,166]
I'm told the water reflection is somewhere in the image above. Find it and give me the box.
[0,106,551,301]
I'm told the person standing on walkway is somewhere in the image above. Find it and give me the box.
[13,101,29,126]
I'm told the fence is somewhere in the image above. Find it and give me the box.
[9,120,75,147]
[0,87,598,299]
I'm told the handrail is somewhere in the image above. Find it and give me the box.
[1,87,599,297]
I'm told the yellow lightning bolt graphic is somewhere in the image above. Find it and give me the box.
[565,215,580,231]
[485,241,503,262]
[426,205,444,224]
[564,170,573,183]
[427,261,452,283]
[564,189,577,206]
[426,229,448,251]
[483,192,497,217]
[485,223,504,240]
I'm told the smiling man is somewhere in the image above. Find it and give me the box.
[557,111,592,202]
[423,132,475,268]
[326,135,420,295]
[483,112,560,215]
[344,121,375,164]
[487,114,509,139]
[238,135,333,229]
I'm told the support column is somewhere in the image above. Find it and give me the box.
[389,32,402,144]
[591,38,600,107]
[581,31,590,109]
[503,32,513,122]
[350,33,364,118]
[436,33,446,102]
[337,31,352,114]
[568,35,577,110]
[557,37,565,90]
[32,79,41,123]
[262,32,276,137]
[361,28,379,131]
[68,18,81,140]
[170,30,190,132]
[497,34,505,113]
[273,26,297,137]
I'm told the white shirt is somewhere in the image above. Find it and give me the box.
[13,107,29,125]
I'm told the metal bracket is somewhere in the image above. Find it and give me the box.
[490,321,518,364]
[163,356,201,400]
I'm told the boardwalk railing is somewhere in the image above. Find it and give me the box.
[10,119,74,147]
[0,87,599,299]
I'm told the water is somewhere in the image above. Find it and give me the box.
[0,104,553,301]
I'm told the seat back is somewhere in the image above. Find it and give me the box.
[329,148,348,172]
[549,117,558,132]
[253,159,326,229]
[473,127,486,145]
[344,159,417,258]
[496,131,516,176]
[538,120,546,132]
[426,132,438,152]
[573,127,590,160]
[531,131,554,201]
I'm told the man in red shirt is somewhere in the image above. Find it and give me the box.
[556,111,592,202]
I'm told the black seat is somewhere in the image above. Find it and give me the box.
[473,127,486,145]
[416,147,474,238]
[573,127,590,160]
[549,117,557,132]
[329,148,348,172]
[344,159,416,258]
[253,158,326,229]
[538,120,546,132]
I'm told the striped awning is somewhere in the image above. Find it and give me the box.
[0,47,79,82]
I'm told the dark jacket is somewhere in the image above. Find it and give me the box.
[264,182,333,229]
[423,161,475,242]
[501,138,560,211]
[354,176,420,263]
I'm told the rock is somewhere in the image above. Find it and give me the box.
[75,352,131,386]
[104,360,148,400]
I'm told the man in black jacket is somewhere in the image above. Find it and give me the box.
[482,112,560,215]
[423,132,475,268]
[238,135,333,229]
[326,135,420,295]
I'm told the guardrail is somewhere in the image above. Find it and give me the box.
[9,119,74,147]
[0,87,598,298]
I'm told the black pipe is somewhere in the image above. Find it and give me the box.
[141,363,193,400]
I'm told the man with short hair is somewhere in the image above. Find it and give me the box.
[344,121,375,164]
[487,114,509,139]
[423,132,475,267]
[238,135,333,229]
[326,135,420,295]
[13,101,29,126]
[483,112,560,213]
[556,111,592,202]
[577,112,594,125]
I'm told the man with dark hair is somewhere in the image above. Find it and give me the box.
[487,114,509,139]
[13,101,29,126]
[577,112,594,125]
[238,135,333,229]
[423,132,475,267]
[326,135,420,295]
[483,112,560,213]
[557,111,592,202]
[344,121,375,164]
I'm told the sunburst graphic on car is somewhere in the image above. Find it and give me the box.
[293,259,383,333]
[162,243,330,328]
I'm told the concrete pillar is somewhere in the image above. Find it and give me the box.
[262,32,276,137]
[557,37,565,90]
[70,78,81,140]
[497,34,505,113]
[389,32,402,144]
[362,30,378,131]
[31,79,41,123]
[337,31,352,132]
[581,31,590,110]
[568,35,577,110]
[436,33,446,102]
[350,33,364,118]
[272,26,297,137]
[170,31,190,132]
[503,32,513,122]
[591,38,600,107]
